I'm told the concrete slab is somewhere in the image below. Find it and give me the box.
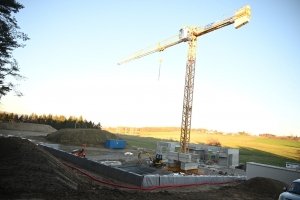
[100,161,122,166]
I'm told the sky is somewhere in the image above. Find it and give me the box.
[1,0,300,136]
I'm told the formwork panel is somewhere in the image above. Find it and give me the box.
[142,175,160,187]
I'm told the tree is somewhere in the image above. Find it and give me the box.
[205,138,221,147]
[95,122,101,130]
[0,0,29,99]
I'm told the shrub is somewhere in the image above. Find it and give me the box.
[206,138,221,147]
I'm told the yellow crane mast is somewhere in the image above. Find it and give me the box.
[118,5,251,156]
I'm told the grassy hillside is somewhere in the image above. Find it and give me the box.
[0,122,56,133]
[118,131,300,167]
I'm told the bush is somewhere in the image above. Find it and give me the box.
[206,138,221,147]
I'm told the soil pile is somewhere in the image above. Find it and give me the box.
[46,128,130,148]
[0,136,146,200]
[236,177,288,199]
[0,122,56,133]
[0,136,91,199]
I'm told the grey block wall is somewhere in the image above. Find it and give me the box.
[246,162,300,185]
[142,175,246,187]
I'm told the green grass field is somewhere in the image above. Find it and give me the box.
[118,131,300,167]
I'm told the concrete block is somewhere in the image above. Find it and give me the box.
[168,160,180,167]
[181,162,198,170]
[156,142,178,155]
[167,151,178,157]
[168,152,199,163]
[191,154,199,162]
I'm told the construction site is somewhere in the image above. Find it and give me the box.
[1,4,298,200]
[0,123,291,199]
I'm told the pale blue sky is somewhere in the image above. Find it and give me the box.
[1,0,299,136]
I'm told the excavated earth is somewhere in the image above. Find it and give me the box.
[0,125,289,199]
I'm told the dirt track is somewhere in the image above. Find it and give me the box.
[0,126,289,199]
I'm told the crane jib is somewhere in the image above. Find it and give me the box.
[205,22,215,29]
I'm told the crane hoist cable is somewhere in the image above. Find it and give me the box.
[158,58,162,81]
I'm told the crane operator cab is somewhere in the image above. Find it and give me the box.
[179,27,189,42]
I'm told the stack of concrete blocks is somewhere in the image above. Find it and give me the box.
[156,141,178,160]
[167,151,199,170]
[189,144,239,167]
[156,141,198,170]
[157,142,239,168]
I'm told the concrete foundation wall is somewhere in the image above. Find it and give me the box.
[40,145,144,187]
[43,143,60,150]
[246,162,300,185]
[142,175,246,187]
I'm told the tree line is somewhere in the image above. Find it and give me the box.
[0,112,101,130]
[259,133,298,141]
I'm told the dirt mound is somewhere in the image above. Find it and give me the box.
[46,128,130,148]
[0,136,142,199]
[236,177,288,199]
[0,136,93,199]
[0,122,56,133]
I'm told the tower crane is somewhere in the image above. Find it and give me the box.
[118,5,251,161]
